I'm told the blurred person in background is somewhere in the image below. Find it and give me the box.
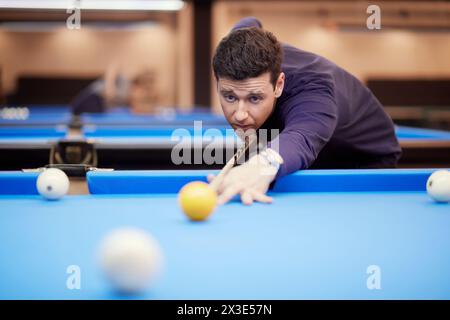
[71,63,159,115]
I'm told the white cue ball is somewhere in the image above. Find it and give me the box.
[426,170,450,203]
[36,168,70,200]
[98,228,163,294]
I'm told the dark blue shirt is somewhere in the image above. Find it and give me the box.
[233,17,402,177]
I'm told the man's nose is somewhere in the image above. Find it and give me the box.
[234,102,248,122]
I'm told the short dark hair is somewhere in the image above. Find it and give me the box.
[212,27,283,87]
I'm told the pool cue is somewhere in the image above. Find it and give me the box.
[209,135,258,192]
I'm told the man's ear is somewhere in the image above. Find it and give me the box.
[275,72,285,98]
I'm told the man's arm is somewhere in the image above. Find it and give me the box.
[271,79,338,178]
[210,89,338,203]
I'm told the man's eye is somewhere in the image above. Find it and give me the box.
[249,96,261,104]
[225,95,236,103]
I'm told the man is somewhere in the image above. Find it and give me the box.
[209,17,401,205]
[71,64,158,115]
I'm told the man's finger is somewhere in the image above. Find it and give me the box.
[218,185,242,205]
[207,174,215,183]
[241,191,254,206]
[251,191,273,204]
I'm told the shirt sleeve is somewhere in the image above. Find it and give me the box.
[232,17,263,31]
[270,76,338,178]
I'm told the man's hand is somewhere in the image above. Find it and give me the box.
[207,153,279,205]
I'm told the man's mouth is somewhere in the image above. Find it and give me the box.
[234,125,254,131]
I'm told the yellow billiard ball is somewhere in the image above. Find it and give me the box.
[178,181,217,221]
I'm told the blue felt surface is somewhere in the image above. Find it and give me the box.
[85,169,440,194]
[83,125,235,138]
[0,190,449,299]
[0,126,68,138]
[1,169,445,195]
[395,126,450,140]
[0,172,39,194]
[83,125,450,140]
[80,108,228,126]
[0,106,72,125]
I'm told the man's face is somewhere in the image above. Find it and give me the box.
[217,72,284,133]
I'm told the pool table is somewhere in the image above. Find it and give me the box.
[1,124,449,170]
[0,106,233,170]
[0,169,449,299]
[0,106,72,126]
[77,106,228,127]
[0,105,228,128]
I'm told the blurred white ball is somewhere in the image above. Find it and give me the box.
[98,228,164,294]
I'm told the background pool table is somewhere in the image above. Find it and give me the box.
[1,121,449,170]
